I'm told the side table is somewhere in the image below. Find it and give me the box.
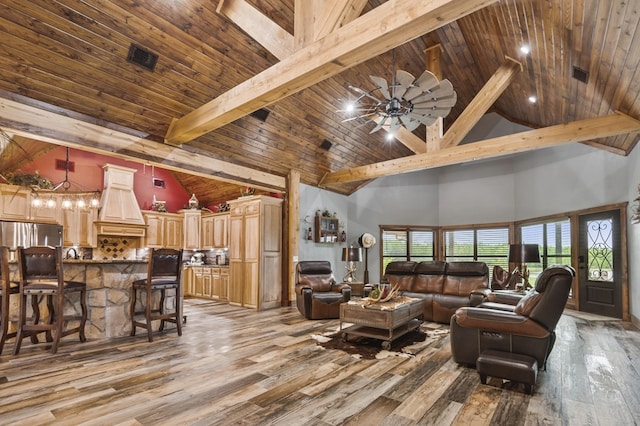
[343,281,364,297]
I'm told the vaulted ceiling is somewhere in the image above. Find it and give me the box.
[1,0,640,208]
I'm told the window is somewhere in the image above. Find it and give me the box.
[520,219,571,282]
[444,227,510,270]
[381,227,434,272]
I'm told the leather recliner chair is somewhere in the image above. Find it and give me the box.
[450,265,575,368]
[295,261,351,320]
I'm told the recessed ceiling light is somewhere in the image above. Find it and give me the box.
[385,133,395,141]
[528,95,537,103]
[520,45,530,55]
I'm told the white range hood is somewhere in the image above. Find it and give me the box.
[95,164,147,237]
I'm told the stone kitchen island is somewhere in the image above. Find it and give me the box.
[61,259,153,339]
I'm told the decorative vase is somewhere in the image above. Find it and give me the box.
[189,193,198,209]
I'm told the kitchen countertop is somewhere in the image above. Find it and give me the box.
[183,263,229,268]
[62,259,147,264]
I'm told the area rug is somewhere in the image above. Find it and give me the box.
[312,325,449,360]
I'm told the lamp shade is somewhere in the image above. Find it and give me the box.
[342,247,362,262]
[509,244,541,263]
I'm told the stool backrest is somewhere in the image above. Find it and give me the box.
[149,248,183,281]
[17,246,62,283]
[0,246,9,288]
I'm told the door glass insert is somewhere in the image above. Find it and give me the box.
[587,219,614,282]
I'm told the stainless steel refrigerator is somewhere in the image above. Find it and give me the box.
[0,221,63,248]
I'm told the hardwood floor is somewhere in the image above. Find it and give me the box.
[0,299,639,425]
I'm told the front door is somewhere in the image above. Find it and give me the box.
[577,210,623,318]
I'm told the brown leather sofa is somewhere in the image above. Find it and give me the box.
[295,261,351,320]
[450,265,575,368]
[381,261,490,323]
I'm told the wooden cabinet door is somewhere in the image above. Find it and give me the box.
[182,210,201,250]
[183,267,194,296]
[201,215,214,249]
[143,213,164,247]
[164,216,183,249]
[63,208,97,247]
[30,193,61,223]
[220,269,229,301]
[0,185,31,221]
[228,213,244,306]
[211,267,221,299]
[213,214,229,248]
[193,267,204,297]
[243,212,260,308]
[202,270,213,298]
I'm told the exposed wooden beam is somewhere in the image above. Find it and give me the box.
[439,57,522,149]
[319,112,640,184]
[286,169,300,305]
[165,0,498,145]
[295,0,369,49]
[312,0,369,42]
[217,0,294,60]
[0,97,286,191]
[394,127,427,154]
[425,44,444,152]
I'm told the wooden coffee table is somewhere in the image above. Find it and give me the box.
[339,296,423,350]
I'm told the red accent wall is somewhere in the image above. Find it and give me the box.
[18,147,190,213]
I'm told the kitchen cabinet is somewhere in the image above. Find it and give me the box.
[202,212,229,249]
[201,214,214,249]
[184,266,229,300]
[183,266,194,296]
[213,213,229,248]
[142,211,183,249]
[30,193,61,223]
[181,209,201,250]
[0,184,31,221]
[228,195,282,309]
[211,267,229,301]
[62,208,97,247]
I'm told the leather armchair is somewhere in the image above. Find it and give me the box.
[295,261,351,320]
[450,265,575,368]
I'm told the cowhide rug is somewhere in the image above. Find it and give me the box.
[312,324,449,360]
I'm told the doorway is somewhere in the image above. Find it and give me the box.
[577,210,623,318]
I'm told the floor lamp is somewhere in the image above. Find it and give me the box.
[509,243,541,289]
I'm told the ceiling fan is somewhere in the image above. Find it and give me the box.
[342,52,457,135]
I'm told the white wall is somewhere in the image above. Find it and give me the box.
[298,184,349,280]
[299,114,640,321]
[627,146,640,325]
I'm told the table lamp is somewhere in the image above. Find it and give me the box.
[509,243,541,289]
[342,246,362,283]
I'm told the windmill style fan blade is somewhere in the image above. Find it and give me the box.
[389,117,403,134]
[341,112,377,123]
[348,85,384,103]
[412,93,458,109]
[404,70,440,100]
[408,113,438,127]
[369,75,391,99]
[394,70,415,99]
[400,115,421,131]
[370,115,390,133]
[410,81,456,104]
[412,106,453,118]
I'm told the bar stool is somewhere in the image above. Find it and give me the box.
[13,246,87,355]
[130,248,183,342]
[0,246,19,354]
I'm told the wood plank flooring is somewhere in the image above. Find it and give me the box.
[0,299,639,425]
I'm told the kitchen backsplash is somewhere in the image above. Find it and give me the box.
[94,237,139,260]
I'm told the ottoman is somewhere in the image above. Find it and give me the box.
[477,349,538,394]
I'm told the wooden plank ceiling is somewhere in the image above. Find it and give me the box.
[0,0,640,208]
